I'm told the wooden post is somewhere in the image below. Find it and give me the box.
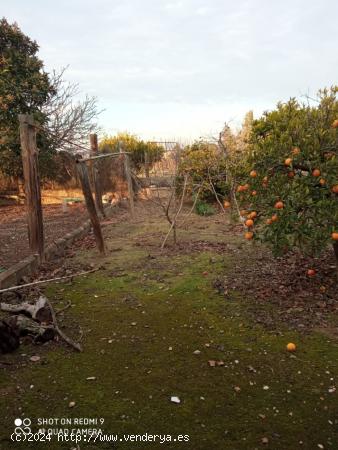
[144,150,150,179]
[89,134,105,217]
[77,161,105,254]
[19,114,44,259]
[119,143,135,218]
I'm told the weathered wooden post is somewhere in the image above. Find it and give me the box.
[89,133,105,217]
[77,161,105,254]
[19,114,44,260]
[119,142,135,218]
[144,150,150,179]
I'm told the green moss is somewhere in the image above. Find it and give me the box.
[0,214,337,450]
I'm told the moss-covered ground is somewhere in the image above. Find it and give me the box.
[0,202,337,449]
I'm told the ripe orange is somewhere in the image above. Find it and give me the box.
[288,171,295,178]
[331,185,338,194]
[332,232,338,241]
[248,211,257,219]
[312,169,321,177]
[245,231,254,240]
[250,170,257,178]
[319,178,326,185]
[240,209,247,216]
[292,147,300,155]
[266,218,272,225]
[251,190,257,196]
[286,343,296,352]
[284,158,292,166]
[275,201,284,209]
[223,200,231,208]
[331,119,338,128]
[271,214,278,222]
[307,269,316,277]
[245,219,254,228]
[237,184,249,192]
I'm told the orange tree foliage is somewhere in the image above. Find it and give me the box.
[99,133,164,173]
[235,87,338,259]
[178,141,228,201]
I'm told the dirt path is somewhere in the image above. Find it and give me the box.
[0,199,337,449]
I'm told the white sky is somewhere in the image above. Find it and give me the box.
[2,0,338,141]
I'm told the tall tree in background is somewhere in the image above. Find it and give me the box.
[0,18,54,178]
[42,67,100,154]
[0,18,101,183]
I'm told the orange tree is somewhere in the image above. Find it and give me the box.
[99,133,164,173]
[177,140,228,202]
[235,87,338,266]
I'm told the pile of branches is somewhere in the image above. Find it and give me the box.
[0,295,82,354]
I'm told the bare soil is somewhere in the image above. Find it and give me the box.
[0,203,88,270]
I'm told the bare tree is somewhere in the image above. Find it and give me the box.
[42,67,102,154]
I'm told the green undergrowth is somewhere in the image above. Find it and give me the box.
[0,212,337,450]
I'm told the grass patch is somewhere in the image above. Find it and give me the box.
[0,210,337,450]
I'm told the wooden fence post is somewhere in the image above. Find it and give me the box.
[144,150,150,179]
[89,133,105,217]
[119,143,135,218]
[77,161,105,254]
[19,114,44,260]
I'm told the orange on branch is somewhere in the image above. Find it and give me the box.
[284,158,292,166]
[250,170,257,178]
[251,190,257,196]
[312,169,321,177]
[223,201,231,208]
[245,219,254,228]
[288,171,295,178]
[331,119,338,128]
[271,214,278,222]
[275,201,284,209]
[248,211,257,219]
[331,185,338,194]
[307,269,316,277]
[244,231,254,240]
[319,178,326,186]
[292,147,300,155]
[332,232,338,241]
[266,218,273,225]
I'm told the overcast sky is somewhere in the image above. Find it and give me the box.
[2,0,338,141]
